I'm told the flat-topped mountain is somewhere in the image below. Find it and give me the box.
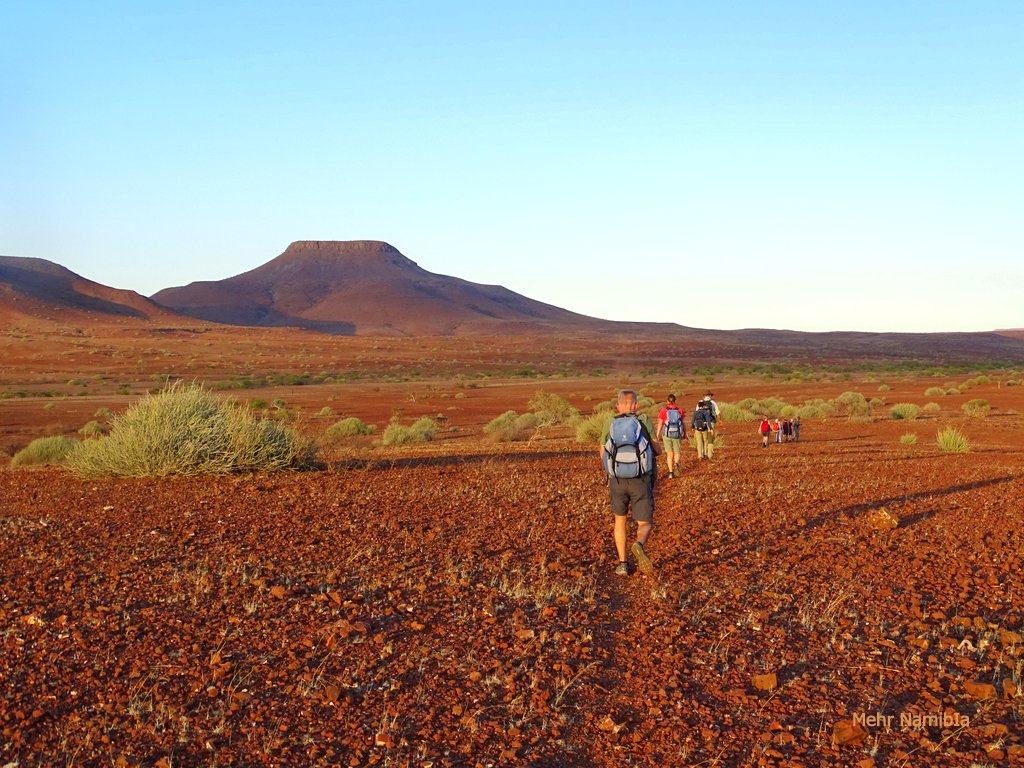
[0,256,179,324]
[151,241,604,335]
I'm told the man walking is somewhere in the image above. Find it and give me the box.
[691,400,715,460]
[601,389,662,576]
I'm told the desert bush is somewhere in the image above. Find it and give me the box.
[797,399,835,420]
[94,407,113,419]
[868,397,884,408]
[936,427,970,453]
[528,390,579,426]
[575,412,614,444]
[899,433,918,445]
[325,417,376,441]
[1006,379,1020,387]
[79,420,107,439]
[924,386,945,397]
[962,398,990,417]
[890,403,921,420]
[317,406,334,418]
[719,402,757,422]
[877,384,891,392]
[11,436,79,468]
[382,417,436,446]
[67,382,314,477]
[945,388,960,396]
[832,391,871,418]
[922,402,941,414]
[484,410,539,442]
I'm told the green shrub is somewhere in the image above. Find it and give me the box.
[325,417,376,441]
[798,400,835,420]
[719,402,757,422]
[67,382,314,476]
[877,384,891,392]
[936,427,970,453]
[575,412,613,444]
[483,410,539,442]
[899,433,918,445]
[79,420,107,439]
[922,402,941,414]
[317,406,334,418]
[945,388,960,396]
[924,386,945,397]
[869,397,884,408]
[962,399,990,417]
[382,417,436,445]
[890,403,921,420]
[528,391,579,426]
[833,391,871,418]
[94,407,113,419]
[11,436,79,468]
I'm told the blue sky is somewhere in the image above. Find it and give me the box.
[3,1,1021,332]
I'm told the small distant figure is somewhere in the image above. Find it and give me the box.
[601,389,663,577]
[773,417,782,444]
[782,418,793,442]
[691,400,715,460]
[759,415,771,448]
[656,394,686,479]
[792,414,801,442]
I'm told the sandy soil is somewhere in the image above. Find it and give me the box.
[2,327,1023,767]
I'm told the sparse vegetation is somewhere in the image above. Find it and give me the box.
[922,402,941,414]
[67,382,314,476]
[900,433,918,445]
[890,403,921,420]
[79,420,107,439]
[528,390,579,426]
[574,412,613,444]
[484,410,539,442]
[11,436,79,468]
[382,417,437,445]
[924,386,945,397]
[936,426,971,453]
[962,398,991,417]
[325,417,376,441]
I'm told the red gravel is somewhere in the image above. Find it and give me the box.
[3,408,1023,767]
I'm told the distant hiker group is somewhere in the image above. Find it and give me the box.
[758,415,800,447]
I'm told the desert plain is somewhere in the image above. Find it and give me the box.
[2,321,1023,768]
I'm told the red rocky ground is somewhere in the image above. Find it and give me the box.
[2,385,1023,767]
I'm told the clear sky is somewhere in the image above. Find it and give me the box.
[2,1,1021,332]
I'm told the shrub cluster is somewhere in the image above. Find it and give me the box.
[528,391,579,426]
[67,382,314,476]
[382,417,436,445]
[11,436,79,468]
[936,427,970,453]
[575,412,614,444]
[325,417,376,441]
[961,398,990,417]
[890,403,921,420]
[484,411,540,442]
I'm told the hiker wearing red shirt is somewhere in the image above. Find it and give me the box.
[759,416,771,448]
[655,394,686,478]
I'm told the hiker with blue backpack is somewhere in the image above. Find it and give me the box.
[656,394,686,478]
[601,389,663,576]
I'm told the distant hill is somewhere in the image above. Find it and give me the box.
[0,256,179,325]
[151,240,612,335]
[4,244,1024,366]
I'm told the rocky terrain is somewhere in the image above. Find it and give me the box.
[3,381,1023,767]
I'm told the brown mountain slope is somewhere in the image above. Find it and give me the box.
[0,256,180,325]
[151,240,606,336]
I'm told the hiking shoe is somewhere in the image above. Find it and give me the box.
[631,541,654,574]
[614,562,630,577]
[668,471,674,479]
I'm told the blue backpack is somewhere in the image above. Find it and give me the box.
[603,414,655,479]
[664,407,684,439]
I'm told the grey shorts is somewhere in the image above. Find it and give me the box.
[608,476,655,523]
